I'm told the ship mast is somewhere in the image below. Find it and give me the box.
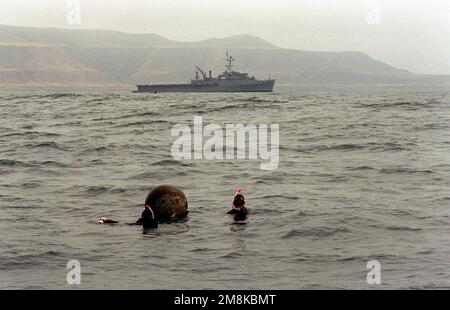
[225,51,234,73]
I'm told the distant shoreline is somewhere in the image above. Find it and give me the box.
[0,83,449,93]
[2,24,449,89]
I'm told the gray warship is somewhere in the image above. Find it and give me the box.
[135,52,275,93]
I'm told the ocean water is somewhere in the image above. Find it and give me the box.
[0,90,449,289]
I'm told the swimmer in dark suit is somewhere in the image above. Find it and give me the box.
[98,205,158,228]
[227,189,248,221]
[135,204,158,228]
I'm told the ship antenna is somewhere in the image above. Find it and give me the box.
[226,51,234,73]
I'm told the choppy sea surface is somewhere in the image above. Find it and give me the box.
[0,89,449,289]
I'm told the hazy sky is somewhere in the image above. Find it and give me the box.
[1,0,449,74]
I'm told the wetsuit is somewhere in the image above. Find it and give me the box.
[136,207,158,228]
[227,206,248,215]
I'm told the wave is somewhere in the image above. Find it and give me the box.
[95,186,130,195]
[282,226,350,239]
[385,101,417,107]
[77,146,109,154]
[189,247,217,253]
[202,98,286,113]
[0,131,61,138]
[28,160,69,168]
[113,119,171,128]
[384,225,423,232]
[417,123,448,130]
[20,182,41,188]
[346,165,375,171]
[249,208,284,215]
[258,194,299,200]
[2,93,83,101]
[368,141,410,152]
[204,104,242,113]
[67,185,131,196]
[49,121,82,127]
[0,250,63,270]
[240,96,288,104]
[254,176,285,184]
[0,159,31,167]
[38,93,83,99]
[24,141,66,151]
[299,143,366,153]
[131,171,172,180]
[152,159,192,167]
[84,97,111,104]
[361,100,428,109]
[379,167,433,174]
[218,251,244,259]
[91,111,159,122]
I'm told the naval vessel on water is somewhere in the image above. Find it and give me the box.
[135,52,275,93]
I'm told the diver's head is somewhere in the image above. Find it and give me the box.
[233,189,245,207]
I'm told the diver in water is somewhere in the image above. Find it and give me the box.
[97,217,119,224]
[227,189,248,221]
[136,204,158,228]
[98,205,158,228]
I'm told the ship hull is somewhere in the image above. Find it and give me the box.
[135,79,275,93]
